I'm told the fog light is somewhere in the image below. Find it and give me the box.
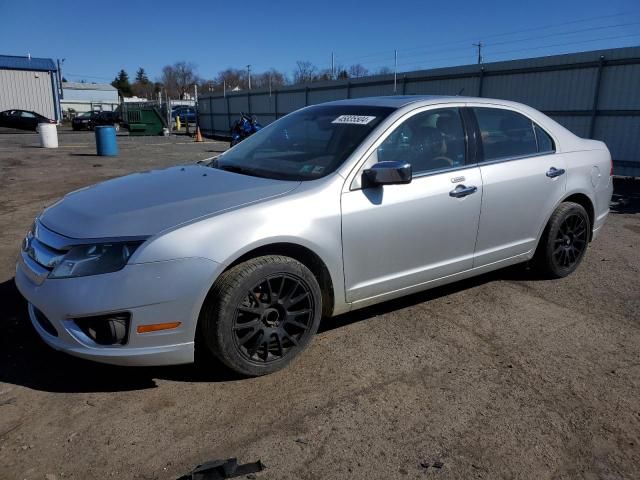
[74,312,130,345]
[32,305,58,337]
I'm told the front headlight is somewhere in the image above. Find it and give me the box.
[49,242,143,279]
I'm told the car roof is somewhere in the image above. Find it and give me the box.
[321,95,526,109]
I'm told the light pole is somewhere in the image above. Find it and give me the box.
[394,49,398,94]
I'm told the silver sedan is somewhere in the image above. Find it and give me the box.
[15,96,613,376]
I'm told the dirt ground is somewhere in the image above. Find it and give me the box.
[0,128,638,480]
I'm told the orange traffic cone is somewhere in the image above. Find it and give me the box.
[195,126,204,142]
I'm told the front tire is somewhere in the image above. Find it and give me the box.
[534,202,590,278]
[200,255,322,376]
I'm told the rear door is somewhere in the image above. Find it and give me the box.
[470,106,566,266]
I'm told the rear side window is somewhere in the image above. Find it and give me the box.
[474,108,537,162]
[534,124,555,153]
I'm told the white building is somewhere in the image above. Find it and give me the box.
[61,82,119,113]
[0,54,61,121]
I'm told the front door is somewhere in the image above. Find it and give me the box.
[341,107,482,303]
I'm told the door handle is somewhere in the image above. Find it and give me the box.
[449,184,478,198]
[546,167,565,178]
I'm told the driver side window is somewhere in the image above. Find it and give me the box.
[377,108,466,175]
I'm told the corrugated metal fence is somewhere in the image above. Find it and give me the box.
[198,46,640,176]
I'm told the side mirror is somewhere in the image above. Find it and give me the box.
[362,161,412,187]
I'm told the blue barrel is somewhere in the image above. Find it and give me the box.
[95,126,118,156]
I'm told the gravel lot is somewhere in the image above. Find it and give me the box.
[0,129,638,480]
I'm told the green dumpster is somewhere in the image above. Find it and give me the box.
[123,106,167,136]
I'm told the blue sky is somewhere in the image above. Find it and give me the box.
[1,0,638,83]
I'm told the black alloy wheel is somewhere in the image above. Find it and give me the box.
[233,273,314,363]
[200,255,322,376]
[552,213,588,269]
[534,201,591,278]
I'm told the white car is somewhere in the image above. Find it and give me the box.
[16,96,613,376]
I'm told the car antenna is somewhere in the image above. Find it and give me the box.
[457,88,465,96]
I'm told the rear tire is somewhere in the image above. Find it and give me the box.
[533,202,590,278]
[200,255,322,376]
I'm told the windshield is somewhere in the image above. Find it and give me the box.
[216,105,394,181]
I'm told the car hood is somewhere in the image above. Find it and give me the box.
[40,165,300,239]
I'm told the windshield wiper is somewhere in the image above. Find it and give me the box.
[217,164,265,178]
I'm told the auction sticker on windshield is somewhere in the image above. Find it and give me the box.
[332,115,376,125]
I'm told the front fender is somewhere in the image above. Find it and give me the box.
[132,181,347,314]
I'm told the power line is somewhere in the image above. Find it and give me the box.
[379,25,640,70]
[395,33,640,72]
[348,20,640,69]
[485,32,640,58]
[487,21,640,47]
[333,10,639,65]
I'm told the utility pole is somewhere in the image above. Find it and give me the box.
[331,52,335,80]
[223,80,226,97]
[394,49,398,94]
[57,58,65,98]
[246,64,251,90]
[473,42,483,64]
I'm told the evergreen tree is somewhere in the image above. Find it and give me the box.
[135,68,149,84]
[111,69,132,96]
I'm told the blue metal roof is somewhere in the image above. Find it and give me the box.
[0,55,57,72]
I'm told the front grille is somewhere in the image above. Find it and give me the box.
[22,222,69,273]
[32,306,58,337]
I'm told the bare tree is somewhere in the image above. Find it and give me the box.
[160,61,200,99]
[315,69,333,82]
[214,68,247,91]
[348,64,369,78]
[294,61,318,84]
[254,68,288,89]
[377,66,393,75]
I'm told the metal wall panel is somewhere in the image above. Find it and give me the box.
[482,69,597,110]
[594,116,640,165]
[62,88,118,103]
[198,46,640,175]
[350,82,396,98]
[407,77,479,97]
[308,87,348,104]
[277,91,306,113]
[0,69,56,118]
[212,97,227,112]
[550,115,591,138]
[60,101,118,113]
[598,64,640,110]
[250,93,276,115]
[228,95,249,114]
[213,114,229,133]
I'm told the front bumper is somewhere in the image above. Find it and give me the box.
[15,255,221,366]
